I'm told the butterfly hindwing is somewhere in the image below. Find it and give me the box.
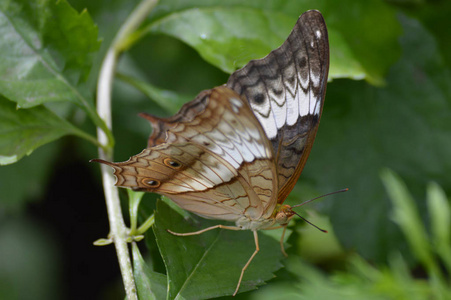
[95,87,278,221]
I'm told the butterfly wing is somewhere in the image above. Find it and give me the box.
[227,10,329,203]
[139,94,209,147]
[94,87,278,222]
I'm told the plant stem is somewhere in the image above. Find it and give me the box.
[71,127,104,149]
[95,0,159,299]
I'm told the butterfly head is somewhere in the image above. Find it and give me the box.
[273,204,296,226]
[273,203,328,233]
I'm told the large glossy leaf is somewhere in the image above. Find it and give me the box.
[153,198,287,299]
[0,0,100,109]
[144,0,401,84]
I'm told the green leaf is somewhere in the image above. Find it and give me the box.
[380,169,433,266]
[0,97,81,164]
[427,182,451,274]
[147,8,294,74]
[132,243,167,300]
[380,173,451,298]
[153,198,286,299]
[0,0,100,108]
[427,182,450,249]
[143,0,401,84]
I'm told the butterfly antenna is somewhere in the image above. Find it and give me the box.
[290,188,348,233]
[292,211,328,233]
[291,188,348,208]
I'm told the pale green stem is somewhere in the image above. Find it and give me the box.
[137,214,155,235]
[95,0,159,299]
[128,190,144,233]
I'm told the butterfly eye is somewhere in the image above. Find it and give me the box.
[164,158,181,168]
[143,179,160,188]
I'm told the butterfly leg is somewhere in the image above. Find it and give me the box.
[233,230,259,296]
[280,225,288,257]
[167,224,241,236]
[262,225,288,257]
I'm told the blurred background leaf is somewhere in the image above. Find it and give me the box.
[307,12,451,262]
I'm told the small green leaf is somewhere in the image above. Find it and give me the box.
[132,243,167,300]
[0,97,80,165]
[381,169,445,288]
[380,169,432,265]
[427,182,450,248]
[427,182,451,273]
[153,198,286,299]
[93,238,113,246]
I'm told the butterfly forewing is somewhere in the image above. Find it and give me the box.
[227,10,329,203]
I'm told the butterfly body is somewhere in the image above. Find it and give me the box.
[93,10,329,296]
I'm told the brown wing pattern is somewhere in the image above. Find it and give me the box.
[94,87,278,222]
[226,10,329,203]
[139,93,209,147]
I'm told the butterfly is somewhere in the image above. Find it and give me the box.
[93,10,329,296]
